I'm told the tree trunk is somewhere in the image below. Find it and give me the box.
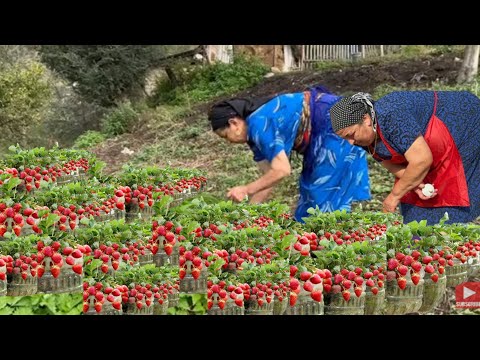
[456,45,480,84]
[165,65,178,88]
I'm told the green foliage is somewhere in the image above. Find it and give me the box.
[314,59,350,72]
[101,102,138,137]
[148,54,269,106]
[0,62,53,148]
[73,130,106,149]
[0,293,82,315]
[39,45,165,107]
[168,294,207,315]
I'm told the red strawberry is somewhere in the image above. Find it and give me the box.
[100,264,109,274]
[289,291,298,306]
[69,221,76,230]
[303,281,314,292]
[411,272,421,285]
[72,264,83,275]
[112,302,122,310]
[37,266,45,278]
[94,302,103,313]
[411,261,422,272]
[397,265,408,276]
[164,243,173,256]
[191,267,201,280]
[52,253,63,264]
[354,286,363,297]
[425,264,435,274]
[430,273,439,283]
[397,277,407,290]
[371,286,379,295]
[13,213,23,224]
[310,290,322,302]
[179,268,186,279]
[0,225,7,237]
[83,303,90,313]
[300,271,312,281]
[342,290,351,302]
[13,225,22,237]
[50,265,61,278]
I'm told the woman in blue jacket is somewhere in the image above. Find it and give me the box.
[208,85,371,221]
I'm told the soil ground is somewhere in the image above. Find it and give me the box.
[94,53,463,172]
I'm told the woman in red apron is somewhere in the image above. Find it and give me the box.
[329,91,479,224]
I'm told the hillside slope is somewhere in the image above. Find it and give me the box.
[92,53,464,212]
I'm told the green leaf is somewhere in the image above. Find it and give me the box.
[12,296,33,307]
[39,294,57,314]
[0,306,14,315]
[0,297,10,309]
[176,297,191,311]
[14,307,35,315]
[56,293,82,313]
[193,302,206,314]
[44,213,60,229]
[3,176,22,191]
[191,294,206,306]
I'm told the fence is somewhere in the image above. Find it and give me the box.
[301,45,401,69]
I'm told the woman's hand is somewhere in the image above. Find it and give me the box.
[414,183,438,200]
[227,185,250,202]
[383,192,401,213]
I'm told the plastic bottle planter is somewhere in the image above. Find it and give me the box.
[153,250,171,267]
[207,293,245,315]
[168,289,180,308]
[445,259,469,287]
[418,272,447,314]
[273,295,289,315]
[208,303,244,315]
[125,202,155,222]
[384,272,424,315]
[56,174,74,185]
[284,292,325,315]
[364,287,386,315]
[83,297,123,315]
[153,298,169,315]
[179,263,208,294]
[0,260,6,296]
[0,279,6,296]
[324,285,366,315]
[6,272,38,296]
[153,247,179,267]
[37,258,83,294]
[244,297,274,315]
[138,249,154,266]
[467,254,480,279]
[124,300,155,315]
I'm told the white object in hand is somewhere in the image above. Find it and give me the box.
[422,183,435,197]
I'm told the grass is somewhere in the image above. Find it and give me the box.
[126,101,394,214]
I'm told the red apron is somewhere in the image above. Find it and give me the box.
[370,92,470,207]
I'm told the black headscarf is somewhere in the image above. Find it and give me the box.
[208,96,275,131]
[330,92,377,133]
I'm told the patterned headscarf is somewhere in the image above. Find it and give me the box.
[329,92,377,132]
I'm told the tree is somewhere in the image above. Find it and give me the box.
[456,45,480,84]
[0,62,53,148]
[38,46,166,107]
